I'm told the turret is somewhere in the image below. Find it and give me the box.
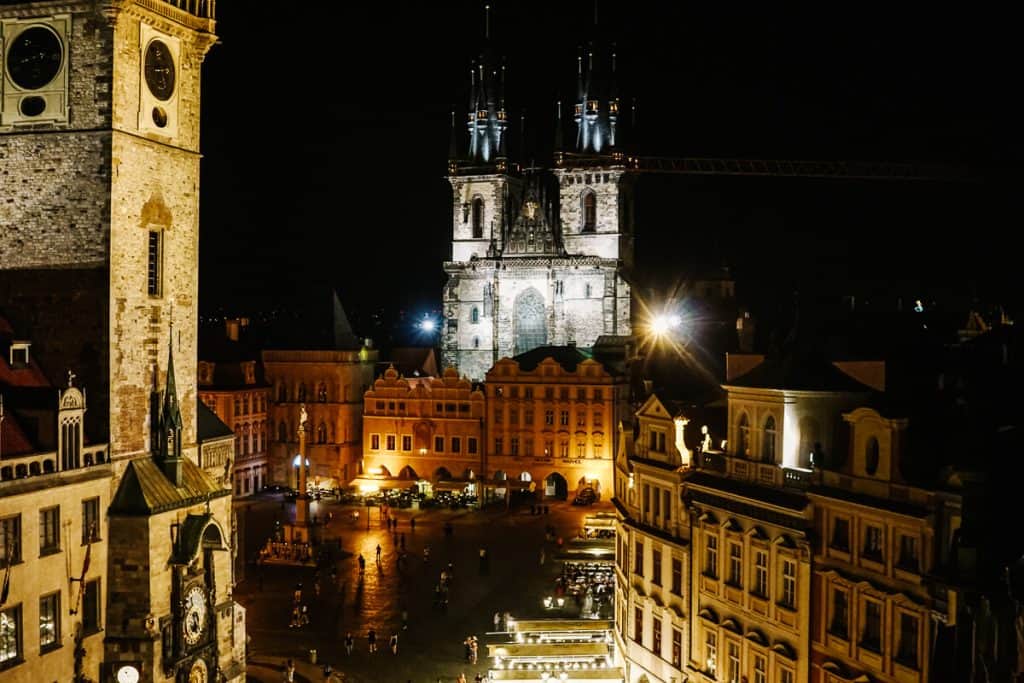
[158,328,184,486]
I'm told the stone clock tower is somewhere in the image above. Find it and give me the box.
[0,1,244,681]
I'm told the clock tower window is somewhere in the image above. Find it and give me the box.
[147,230,163,297]
[582,191,597,232]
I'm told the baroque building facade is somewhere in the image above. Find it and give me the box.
[361,366,485,483]
[0,1,244,681]
[484,345,629,498]
[442,39,633,381]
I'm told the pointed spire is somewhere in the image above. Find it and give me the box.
[554,100,564,151]
[449,109,458,159]
[485,3,491,40]
[159,323,183,486]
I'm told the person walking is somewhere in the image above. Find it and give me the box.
[368,628,377,653]
[284,659,295,682]
[457,674,467,683]
[493,611,501,632]
[358,553,366,576]
[539,547,545,565]
[375,544,382,563]
[344,632,354,655]
[321,663,333,682]
[423,545,431,563]
[410,517,416,531]
[389,632,399,655]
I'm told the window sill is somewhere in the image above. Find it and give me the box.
[40,643,63,656]
[39,547,62,558]
[81,539,103,546]
[0,657,24,672]
[775,601,797,614]
[0,559,24,569]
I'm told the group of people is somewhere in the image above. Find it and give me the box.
[288,583,310,629]
[260,539,314,564]
[555,560,614,617]
[434,561,455,611]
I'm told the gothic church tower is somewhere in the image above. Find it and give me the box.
[443,17,633,380]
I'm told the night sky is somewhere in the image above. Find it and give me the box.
[197,2,1016,340]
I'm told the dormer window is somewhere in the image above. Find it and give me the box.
[9,341,30,367]
[865,437,880,475]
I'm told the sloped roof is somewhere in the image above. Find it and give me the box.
[110,456,228,516]
[726,354,874,392]
[197,401,234,441]
[511,345,594,373]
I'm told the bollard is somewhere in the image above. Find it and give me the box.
[310,648,317,664]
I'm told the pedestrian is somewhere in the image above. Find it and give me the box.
[475,673,484,683]
[300,604,309,626]
[293,583,303,605]
[539,547,545,565]
[368,628,377,653]
[457,674,467,683]
[494,611,501,632]
[401,608,409,630]
[410,517,416,531]
[376,544,382,562]
[284,658,295,682]
[358,553,366,575]
[470,636,478,664]
[390,633,399,654]
[503,611,511,631]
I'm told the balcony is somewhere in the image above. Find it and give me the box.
[698,451,814,490]
[0,445,109,484]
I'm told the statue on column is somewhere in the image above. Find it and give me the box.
[299,403,308,433]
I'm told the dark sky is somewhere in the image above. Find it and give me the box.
[197,2,1017,336]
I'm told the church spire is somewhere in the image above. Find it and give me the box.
[459,3,509,167]
[158,325,183,486]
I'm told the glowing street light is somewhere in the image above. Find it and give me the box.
[419,317,436,332]
[650,313,682,336]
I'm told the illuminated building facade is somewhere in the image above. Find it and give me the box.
[442,38,633,381]
[484,345,629,498]
[612,393,695,683]
[361,366,485,485]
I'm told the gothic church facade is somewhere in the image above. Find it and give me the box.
[443,40,634,380]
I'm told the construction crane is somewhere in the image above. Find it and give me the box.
[554,151,976,182]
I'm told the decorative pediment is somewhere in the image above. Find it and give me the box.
[698,606,718,623]
[721,618,741,634]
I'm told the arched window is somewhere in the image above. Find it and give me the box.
[471,306,479,324]
[297,383,306,402]
[472,197,484,238]
[278,421,287,443]
[317,422,327,444]
[234,397,241,415]
[514,287,547,355]
[318,382,327,402]
[762,415,777,464]
[865,436,880,475]
[582,191,597,232]
[737,413,750,457]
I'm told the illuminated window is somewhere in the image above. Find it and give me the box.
[737,413,750,457]
[370,434,380,450]
[39,592,60,650]
[0,605,22,664]
[0,516,21,565]
[727,641,740,683]
[582,191,596,232]
[753,653,766,683]
[385,434,395,450]
[472,197,484,238]
[147,230,162,296]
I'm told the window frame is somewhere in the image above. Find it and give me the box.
[0,515,22,566]
[82,579,101,635]
[0,604,22,667]
[146,228,163,297]
[39,592,60,652]
[82,498,101,545]
[39,506,60,556]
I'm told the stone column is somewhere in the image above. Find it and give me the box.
[295,404,309,528]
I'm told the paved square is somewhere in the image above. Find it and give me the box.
[235,495,611,682]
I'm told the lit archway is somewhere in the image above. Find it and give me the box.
[544,472,568,500]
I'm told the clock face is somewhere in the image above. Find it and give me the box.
[116,665,140,683]
[144,40,176,101]
[183,585,207,645]
[6,26,63,90]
